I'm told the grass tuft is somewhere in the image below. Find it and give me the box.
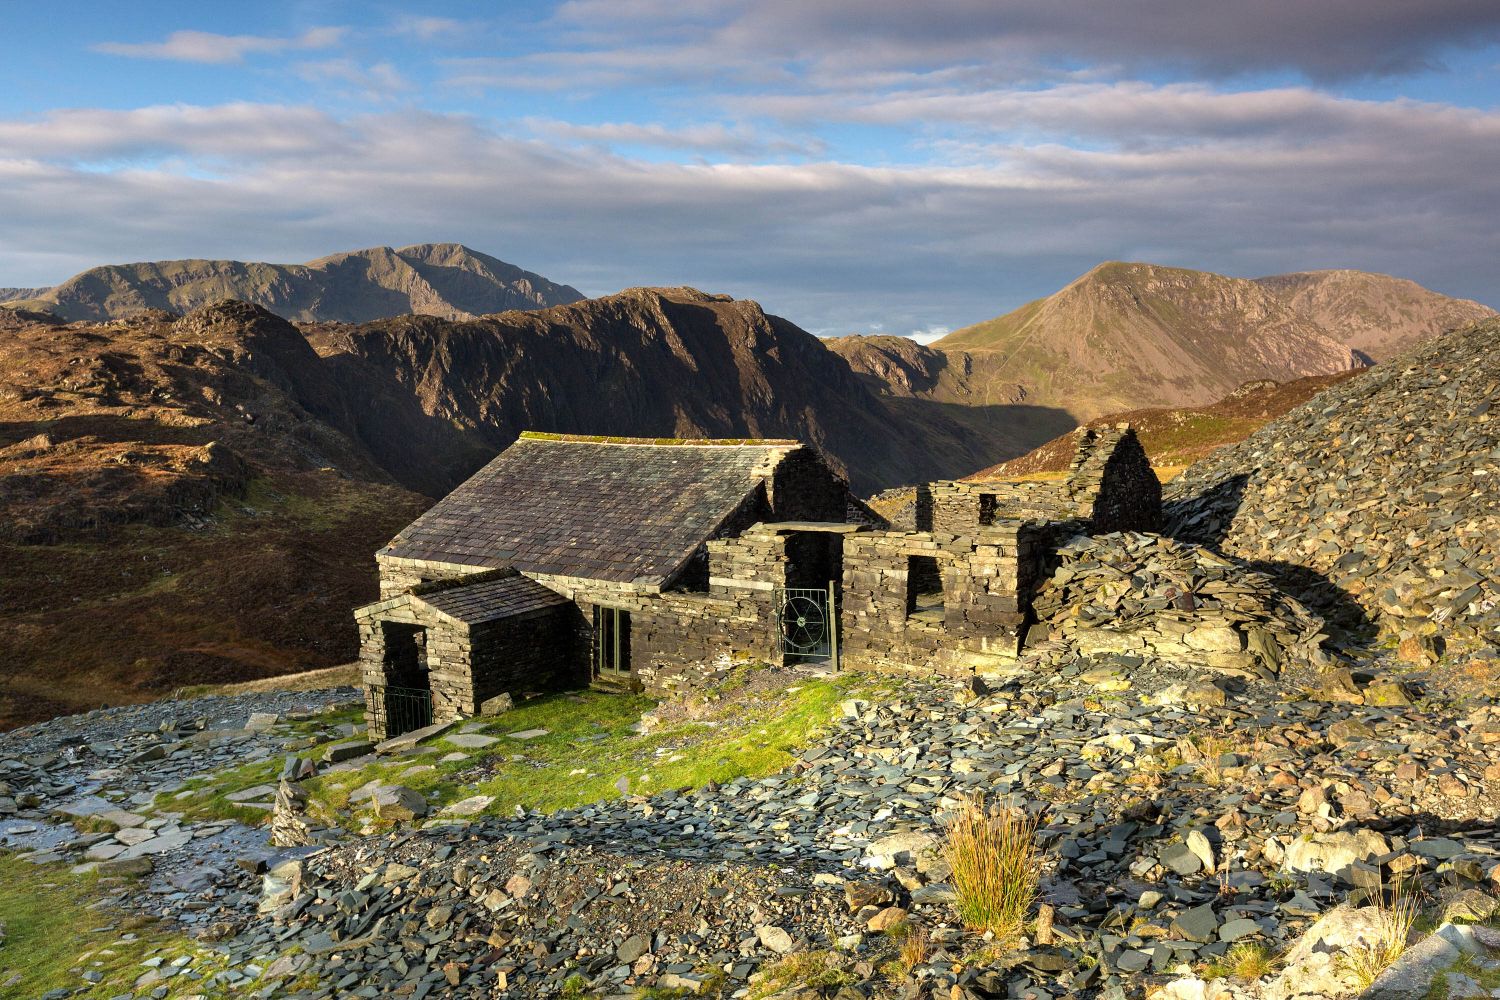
[1203,940,1276,983]
[1340,886,1420,990]
[941,796,1041,940]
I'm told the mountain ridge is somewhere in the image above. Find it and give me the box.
[832,261,1492,428]
[6,243,585,324]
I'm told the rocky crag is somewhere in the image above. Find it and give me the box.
[1167,316,1500,655]
[5,243,584,324]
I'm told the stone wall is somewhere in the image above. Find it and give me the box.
[356,604,471,738]
[931,425,1160,535]
[766,447,858,522]
[840,524,1048,676]
[1064,425,1162,533]
[531,573,777,696]
[357,573,582,738]
[468,606,587,709]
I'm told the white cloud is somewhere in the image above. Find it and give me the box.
[389,16,468,41]
[0,94,1495,335]
[93,27,345,65]
[294,60,411,101]
[908,326,952,345]
[523,118,821,158]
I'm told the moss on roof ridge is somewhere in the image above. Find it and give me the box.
[518,431,800,447]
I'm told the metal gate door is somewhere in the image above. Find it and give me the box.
[369,684,433,738]
[775,584,837,665]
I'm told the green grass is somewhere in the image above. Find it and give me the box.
[168,669,897,829]
[1424,952,1500,1000]
[0,853,333,997]
[0,853,202,997]
[306,670,896,824]
[158,704,366,823]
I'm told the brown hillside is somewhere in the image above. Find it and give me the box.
[0,303,428,730]
[931,261,1364,419]
[1251,268,1494,362]
[965,369,1369,479]
[833,263,1487,457]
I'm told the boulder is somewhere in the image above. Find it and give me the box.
[1282,828,1390,883]
[479,693,514,716]
[371,785,427,821]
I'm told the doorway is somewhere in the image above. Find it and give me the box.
[594,605,631,678]
[377,621,433,737]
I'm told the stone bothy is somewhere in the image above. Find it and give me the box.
[355,427,1162,738]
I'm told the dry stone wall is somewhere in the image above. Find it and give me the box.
[840,525,1048,675]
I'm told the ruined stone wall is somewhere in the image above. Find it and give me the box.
[931,480,1070,532]
[1064,425,1162,533]
[766,447,854,522]
[840,525,1047,675]
[930,424,1161,536]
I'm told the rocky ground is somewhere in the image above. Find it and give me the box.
[1166,316,1499,655]
[3,650,1497,1000]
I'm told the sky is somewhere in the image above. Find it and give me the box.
[1,1,1498,339]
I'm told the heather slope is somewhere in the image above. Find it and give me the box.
[9,243,584,323]
[965,370,1369,479]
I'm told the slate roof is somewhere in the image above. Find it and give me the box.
[382,433,804,585]
[414,573,570,625]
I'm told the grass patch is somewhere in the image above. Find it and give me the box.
[942,797,1042,940]
[748,951,859,999]
[0,853,192,997]
[1203,940,1276,983]
[159,704,366,823]
[176,669,897,828]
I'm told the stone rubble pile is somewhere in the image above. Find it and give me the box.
[1167,316,1500,654]
[1029,532,1330,678]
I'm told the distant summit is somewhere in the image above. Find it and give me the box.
[833,261,1493,426]
[6,243,584,323]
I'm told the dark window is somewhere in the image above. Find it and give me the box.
[594,606,631,675]
[906,555,945,621]
[978,493,998,526]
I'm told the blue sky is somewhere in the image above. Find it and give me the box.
[1,1,1498,337]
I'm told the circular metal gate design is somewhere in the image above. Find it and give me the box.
[779,593,828,655]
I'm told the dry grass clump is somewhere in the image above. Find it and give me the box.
[941,796,1041,939]
[1339,886,1420,990]
[894,929,930,971]
[1204,940,1276,983]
